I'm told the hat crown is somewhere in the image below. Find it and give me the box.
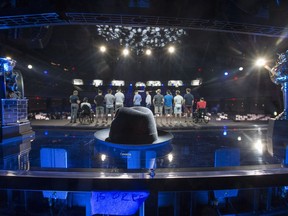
[108,107,158,144]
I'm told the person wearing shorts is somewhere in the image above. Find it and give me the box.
[164,90,173,124]
[115,88,125,110]
[153,89,164,124]
[174,90,184,124]
[94,90,105,124]
[104,89,115,123]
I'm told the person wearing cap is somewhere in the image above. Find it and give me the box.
[69,90,80,123]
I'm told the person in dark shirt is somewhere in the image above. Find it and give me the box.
[183,88,194,122]
[69,90,80,123]
[153,89,164,125]
[94,90,105,124]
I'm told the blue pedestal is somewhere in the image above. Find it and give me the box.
[267,119,288,161]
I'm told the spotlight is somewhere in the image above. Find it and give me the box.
[224,72,229,76]
[101,154,107,161]
[100,45,106,53]
[254,139,263,154]
[239,67,243,71]
[255,58,266,67]
[122,48,129,56]
[168,46,175,53]
[145,49,152,55]
[168,154,173,162]
[27,64,33,69]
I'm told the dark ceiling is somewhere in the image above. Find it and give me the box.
[0,0,287,98]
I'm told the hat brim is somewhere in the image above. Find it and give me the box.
[94,129,173,149]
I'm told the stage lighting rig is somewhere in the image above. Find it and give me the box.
[93,79,103,87]
[146,80,161,87]
[135,82,146,87]
[111,80,125,86]
[96,25,187,55]
[168,80,183,86]
[73,79,83,85]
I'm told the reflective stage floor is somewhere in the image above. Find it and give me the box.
[0,118,288,215]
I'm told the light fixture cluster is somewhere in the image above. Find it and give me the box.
[73,79,202,87]
[96,25,187,55]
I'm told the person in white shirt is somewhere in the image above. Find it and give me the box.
[80,97,92,110]
[173,90,184,124]
[80,97,92,119]
[114,88,125,110]
[145,91,151,109]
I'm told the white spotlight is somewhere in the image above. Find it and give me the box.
[254,139,263,154]
[239,67,243,71]
[122,48,129,56]
[101,154,106,161]
[100,46,106,53]
[145,49,152,55]
[168,46,175,53]
[27,64,33,69]
[255,58,266,67]
[168,154,173,162]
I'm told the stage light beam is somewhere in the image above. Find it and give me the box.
[100,45,106,53]
[122,48,129,56]
[145,49,152,55]
[255,58,267,67]
[168,46,175,53]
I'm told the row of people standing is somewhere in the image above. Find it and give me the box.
[94,88,125,123]
[70,88,205,124]
[150,88,195,124]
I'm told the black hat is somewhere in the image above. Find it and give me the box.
[94,107,173,146]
